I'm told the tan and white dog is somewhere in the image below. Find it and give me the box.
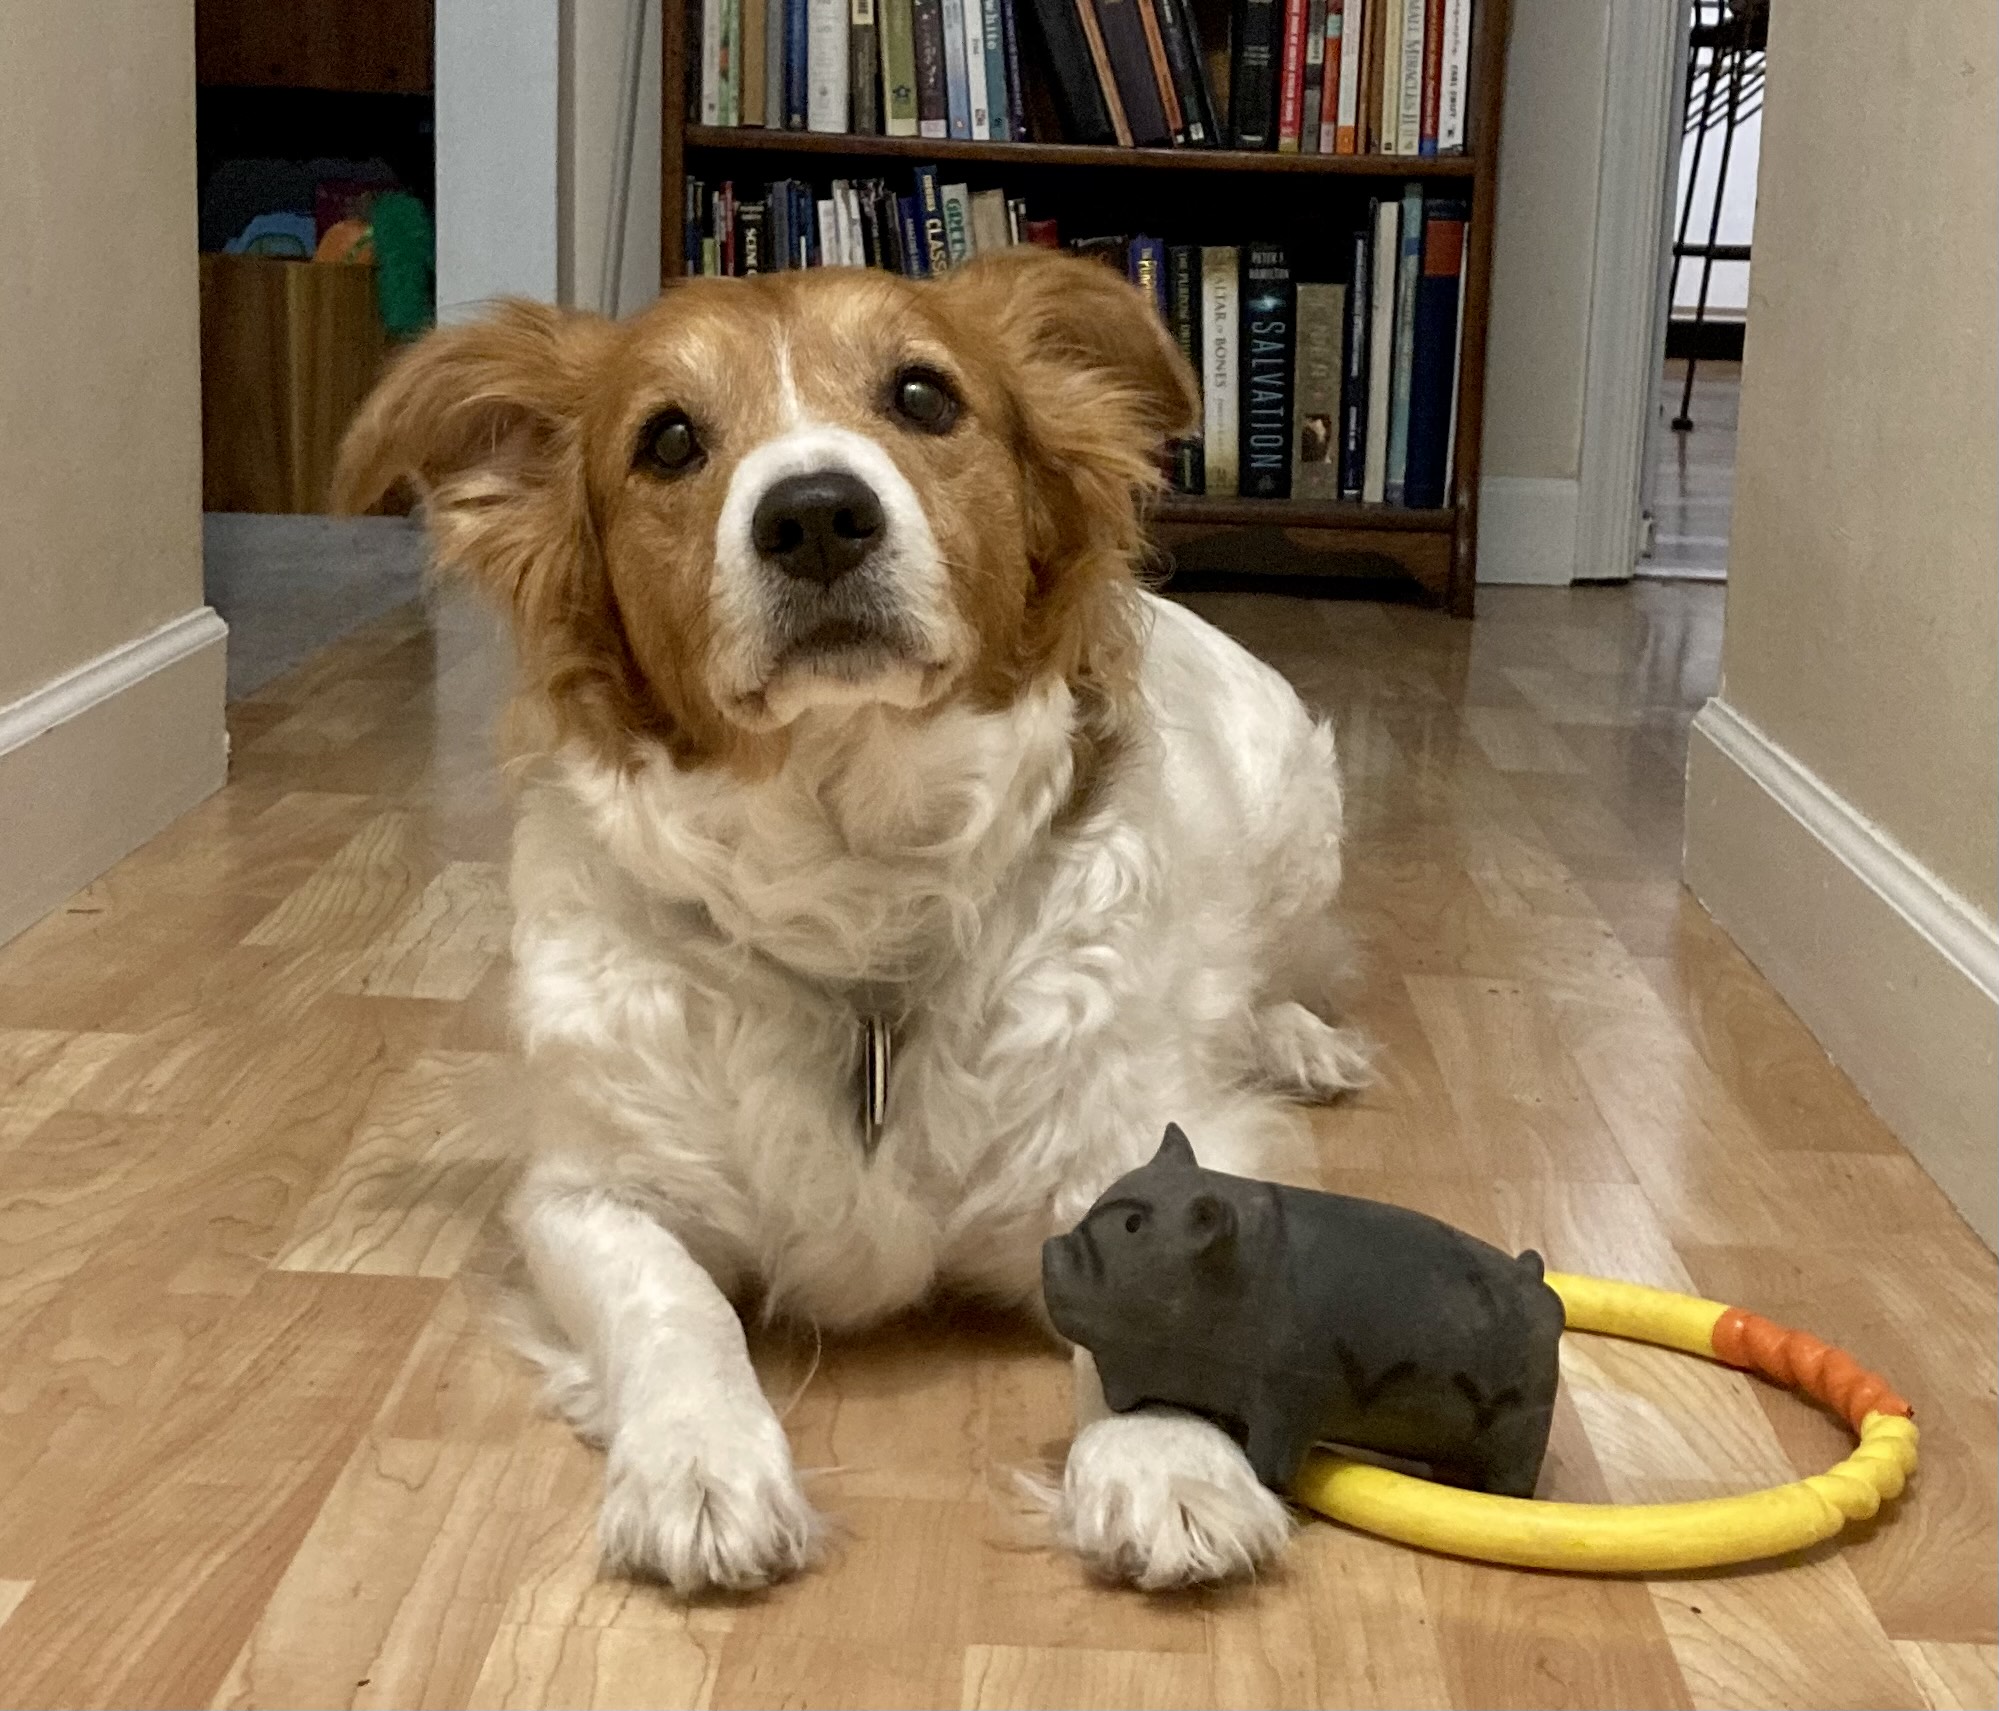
[336,248,1364,1594]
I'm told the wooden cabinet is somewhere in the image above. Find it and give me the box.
[196,0,435,94]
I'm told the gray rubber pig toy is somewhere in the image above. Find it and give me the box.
[1041,1124,1565,1497]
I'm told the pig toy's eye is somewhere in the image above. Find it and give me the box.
[1124,1211,1144,1234]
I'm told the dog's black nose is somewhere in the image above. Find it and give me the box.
[751,470,885,586]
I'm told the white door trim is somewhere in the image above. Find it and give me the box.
[1575,0,1691,582]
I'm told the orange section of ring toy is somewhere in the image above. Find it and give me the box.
[1710,1307,1912,1430]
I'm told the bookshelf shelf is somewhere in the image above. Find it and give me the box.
[685,126,1480,180]
[663,0,1512,615]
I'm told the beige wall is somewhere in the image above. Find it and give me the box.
[0,3,206,704]
[1480,0,1610,485]
[1722,1,1998,913]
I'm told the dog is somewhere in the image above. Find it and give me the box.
[335,247,1366,1594]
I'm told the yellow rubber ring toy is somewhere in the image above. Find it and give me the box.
[1289,1272,1918,1574]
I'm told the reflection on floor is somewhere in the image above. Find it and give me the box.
[1643,360,1739,583]
[204,513,426,699]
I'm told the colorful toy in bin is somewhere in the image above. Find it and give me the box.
[1045,1126,1917,1575]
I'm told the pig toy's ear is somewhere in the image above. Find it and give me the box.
[1154,1124,1198,1170]
[1187,1192,1237,1263]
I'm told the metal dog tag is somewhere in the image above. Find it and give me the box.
[860,1015,891,1156]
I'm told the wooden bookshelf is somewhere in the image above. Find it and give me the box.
[661,0,1512,615]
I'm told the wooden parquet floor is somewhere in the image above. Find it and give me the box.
[0,582,1990,1710]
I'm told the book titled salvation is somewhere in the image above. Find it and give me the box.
[1238,241,1297,499]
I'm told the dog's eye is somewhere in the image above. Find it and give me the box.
[891,368,959,434]
[1124,1211,1144,1235]
[636,409,704,475]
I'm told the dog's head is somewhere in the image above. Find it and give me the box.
[336,250,1197,770]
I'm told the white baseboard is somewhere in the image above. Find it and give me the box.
[0,608,230,947]
[1477,476,1580,585]
[1686,698,1999,1246]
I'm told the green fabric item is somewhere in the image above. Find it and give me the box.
[370,191,435,341]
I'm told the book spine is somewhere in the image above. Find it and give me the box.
[1384,183,1422,502]
[1166,244,1205,493]
[857,182,883,264]
[701,0,723,124]
[1024,216,1060,247]
[1443,214,1466,488]
[940,183,973,262]
[1402,199,1465,507]
[719,181,736,274]
[961,0,992,137]
[1300,0,1327,152]
[807,0,851,130]
[1229,0,1281,148]
[999,0,1028,138]
[1292,282,1344,497]
[941,0,972,137]
[1362,196,1396,501]
[882,0,920,133]
[981,0,1012,137]
[744,0,768,122]
[719,0,739,125]
[852,0,880,130]
[767,0,789,127]
[896,195,927,274]
[912,0,949,136]
[1417,0,1442,154]
[1369,0,1396,153]
[737,201,767,273]
[1396,0,1424,155]
[879,185,906,270]
[1200,245,1240,496]
[816,197,840,267]
[1130,235,1167,317]
[1073,0,1135,145]
[1240,242,1295,498]
[1153,0,1217,145]
[1332,0,1358,151]
[1438,0,1468,150]
[786,0,811,125]
[1094,0,1171,146]
[1021,0,1112,143]
[1276,0,1309,152]
[915,162,952,271]
[684,175,704,274]
[1133,0,1185,140]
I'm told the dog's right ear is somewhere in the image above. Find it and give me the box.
[333,300,615,608]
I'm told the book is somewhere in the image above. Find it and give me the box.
[1133,0,1185,141]
[960,0,992,137]
[1368,0,1395,153]
[808,0,851,132]
[940,182,973,261]
[1336,222,1369,494]
[1229,0,1281,148]
[1072,233,1130,271]
[999,0,1028,138]
[881,0,919,132]
[770,181,790,267]
[816,197,840,266]
[1239,242,1295,498]
[1200,245,1240,496]
[1276,0,1310,152]
[786,0,810,126]
[912,0,948,136]
[1293,281,1345,498]
[914,163,951,272]
[852,0,880,130]
[1020,0,1116,144]
[1024,216,1061,248]
[1074,0,1134,144]
[896,194,927,273]
[1300,0,1328,153]
[1128,235,1167,318]
[1166,244,1205,492]
[1333,0,1360,152]
[1438,0,1468,150]
[1154,0,1218,145]
[1402,198,1465,507]
[701,0,723,124]
[744,0,768,123]
[1362,196,1396,500]
[1094,0,1172,146]
[1395,0,1424,155]
[1443,216,1464,486]
[941,0,971,137]
[721,0,741,126]
[767,0,789,126]
[969,186,1011,251]
[684,176,705,274]
[981,0,1012,138]
[1384,181,1422,501]
[1417,0,1442,152]
[737,199,767,274]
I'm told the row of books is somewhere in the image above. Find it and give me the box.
[692,0,1473,154]
[1167,191,1465,508]
[682,166,1464,510]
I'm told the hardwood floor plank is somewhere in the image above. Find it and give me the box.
[962,1643,1217,1711]
[1896,1641,1999,1711]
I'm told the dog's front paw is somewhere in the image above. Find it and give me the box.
[1056,1410,1292,1589]
[599,1401,823,1594]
